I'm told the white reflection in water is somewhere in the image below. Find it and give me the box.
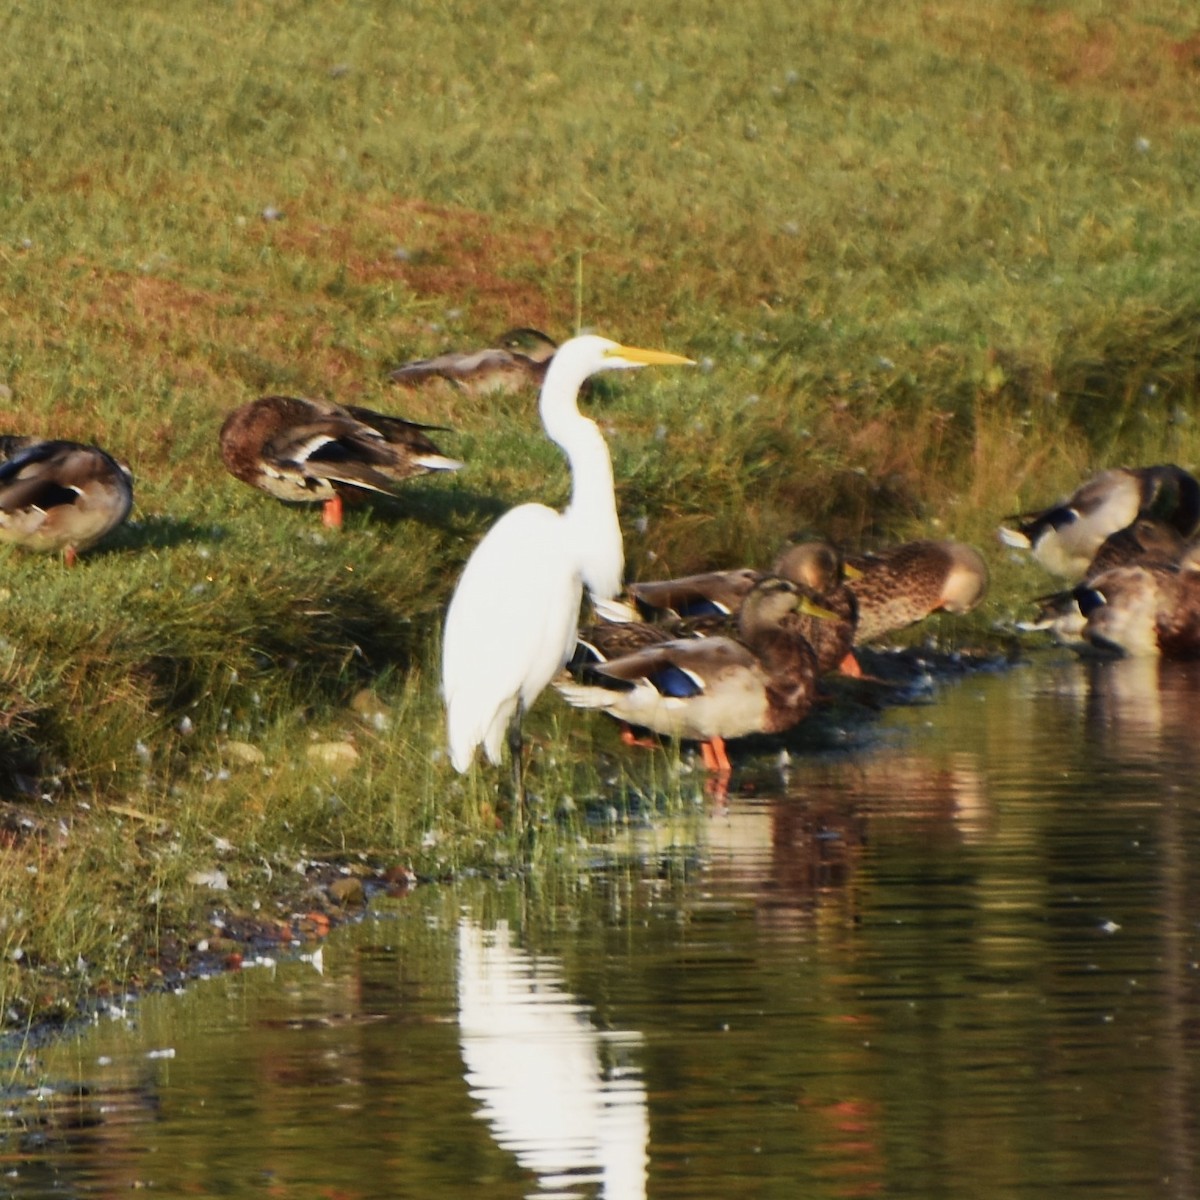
[457,919,648,1200]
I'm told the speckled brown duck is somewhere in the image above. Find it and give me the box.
[389,328,559,396]
[845,540,989,644]
[219,394,462,528]
[0,438,133,563]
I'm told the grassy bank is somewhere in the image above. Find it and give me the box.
[2,0,1200,1022]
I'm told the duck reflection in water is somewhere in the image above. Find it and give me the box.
[457,919,648,1199]
[1081,656,1200,766]
[694,749,988,936]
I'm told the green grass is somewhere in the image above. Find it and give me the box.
[2,0,1200,1021]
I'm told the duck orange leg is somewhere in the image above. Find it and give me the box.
[837,650,863,678]
[620,725,659,750]
[700,736,732,774]
[63,545,79,568]
[322,493,344,529]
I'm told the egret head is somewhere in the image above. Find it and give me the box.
[547,335,694,384]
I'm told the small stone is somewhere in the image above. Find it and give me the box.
[328,876,365,907]
[188,869,229,891]
[349,689,391,728]
[222,741,266,767]
[306,741,359,769]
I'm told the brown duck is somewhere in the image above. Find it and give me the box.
[219,394,462,528]
[1075,540,1200,659]
[389,328,558,396]
[0,438,133,563]
[845,540,989,644]
[1025,518,1185,646]
[602,541,855,673]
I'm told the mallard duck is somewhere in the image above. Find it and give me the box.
[607,541,856,674]
[389,328,559,396]
[625,540,845,617]
[0,438,133,563]
[1074,541,1200,658]
[219,394,462,528]
[998,464,1200,579]
[573,608,676,667]
[624,566,762,620]
[1023,518,1185,645]
[844,540,989,644]
[769,541,859,673]
[679,543,857,672]
[554,577,823,774]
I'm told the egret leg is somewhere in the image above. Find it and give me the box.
[507,718,526,826]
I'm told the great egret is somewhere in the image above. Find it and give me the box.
[441,334,693,802]
[998,464,1200,579]
[390,327,559,396]
[554,576,824,775]
[219,394,461,528]
[843,540,989,643]
[0,438,133,564]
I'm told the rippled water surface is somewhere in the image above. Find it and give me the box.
[5,656,1200,1199]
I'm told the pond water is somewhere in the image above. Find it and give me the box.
[4,654,1200,1199]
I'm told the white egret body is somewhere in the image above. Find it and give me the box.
[442,335,692,780]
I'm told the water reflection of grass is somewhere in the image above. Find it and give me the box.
[2,0,1200,1022]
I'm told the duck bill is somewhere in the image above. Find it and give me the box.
[608,345,695,367]
[797,596,841,622]
[841,562,865,580]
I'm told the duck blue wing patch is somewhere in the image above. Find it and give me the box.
[674,597,728,618]
[649,662,705,698]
